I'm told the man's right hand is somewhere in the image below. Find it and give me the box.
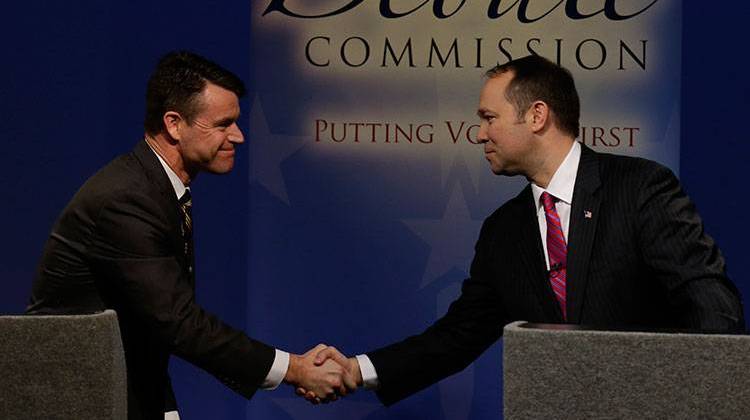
[293,346,362,404]
[284,344,358,404]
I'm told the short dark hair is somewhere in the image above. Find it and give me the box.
[485,54,580,138]
[144,51,246,136]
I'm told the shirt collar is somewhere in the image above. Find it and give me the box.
[531,141,581,210]
[146,140,187,199]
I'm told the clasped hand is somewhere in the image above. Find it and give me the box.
[284,344,361,404]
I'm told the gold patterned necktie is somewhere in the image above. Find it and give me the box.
[178,189,192,256]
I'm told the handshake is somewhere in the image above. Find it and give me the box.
[284,344,362,404]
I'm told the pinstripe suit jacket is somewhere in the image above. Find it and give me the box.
[368,144,745,405]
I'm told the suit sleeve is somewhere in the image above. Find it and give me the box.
[636,164,745,333]
[87,189,275,399]
[367,218,508,406]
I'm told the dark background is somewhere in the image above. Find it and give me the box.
[1,2,747,419]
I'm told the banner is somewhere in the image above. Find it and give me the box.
[248,1,680,418]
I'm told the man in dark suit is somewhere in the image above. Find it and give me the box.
[27,51,353,419]
[305,54,745,405]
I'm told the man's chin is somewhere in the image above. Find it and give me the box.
[489,165,518,177]
[488,164,506,176]
[204,162,234,175]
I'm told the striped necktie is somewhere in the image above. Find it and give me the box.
[178,190,192,257]
[541,191,567,320]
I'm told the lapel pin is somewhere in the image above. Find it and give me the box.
[584,210,593,219]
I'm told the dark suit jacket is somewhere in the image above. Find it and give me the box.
[368,145,745,405]
[27,140,275,419]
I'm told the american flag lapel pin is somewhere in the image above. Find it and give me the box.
[584,210,593,219]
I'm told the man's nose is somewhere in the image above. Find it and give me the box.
[228,122,244,144]
[476,122,488,144]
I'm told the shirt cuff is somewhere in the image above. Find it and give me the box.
[355,354,380,390]
[261,349,289,390]
[164,411,180,420]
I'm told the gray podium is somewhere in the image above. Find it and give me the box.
[503,321,750,419]
[0,310,127,419]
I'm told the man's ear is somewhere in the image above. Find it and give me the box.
[163,111,184,141]
[528,100,550,133]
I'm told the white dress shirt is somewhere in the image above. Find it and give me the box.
[356,141,581,389]
[149,144,289,419]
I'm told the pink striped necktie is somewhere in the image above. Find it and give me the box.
[541,191,567,321]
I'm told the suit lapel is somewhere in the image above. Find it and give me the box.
[132,140,187,277]
[514,186,565,321]
[132,140,183,229]
[566,145,602,323]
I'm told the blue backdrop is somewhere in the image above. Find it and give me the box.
[1,2,748,420]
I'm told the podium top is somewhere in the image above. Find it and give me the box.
[503,320,750,419]
[507,320,746,336]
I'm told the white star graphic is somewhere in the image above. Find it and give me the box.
[249,97,308,204]
[403,184,483,288]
